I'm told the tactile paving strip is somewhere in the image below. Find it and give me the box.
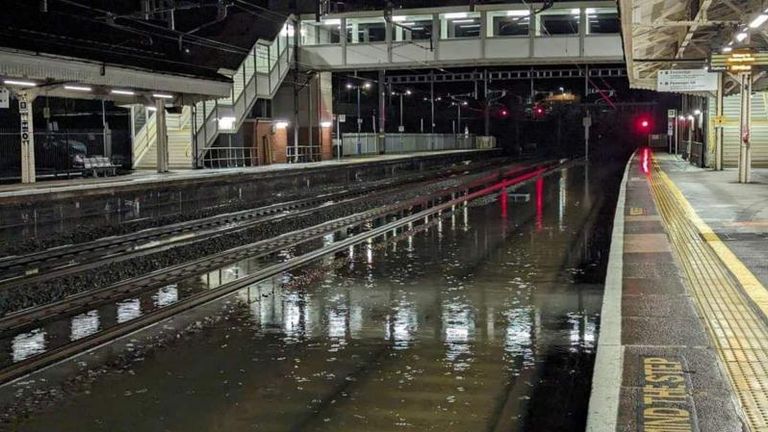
[649,160,768,430]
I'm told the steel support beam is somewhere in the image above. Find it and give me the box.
[739,72,752,183]
[155,98,169,173]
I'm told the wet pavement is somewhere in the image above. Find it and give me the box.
[1,162,620,431]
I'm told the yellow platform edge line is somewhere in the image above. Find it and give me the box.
[655,168,768,325]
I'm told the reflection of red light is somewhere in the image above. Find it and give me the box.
[536,177,544,231]
[501,110,508,117]
[500,186,508,218]
[641,120,649,128]
[641,147,651,175]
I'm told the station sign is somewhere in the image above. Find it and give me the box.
[657,69,718,92]
[710,49,768,73]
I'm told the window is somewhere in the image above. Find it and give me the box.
[539,9,580,35]
[301,19,342,45]
[440,12,481,39]
[488,10,530,37]
[393,15,433,41]
[347,18,386,44]
[587,8,620,34]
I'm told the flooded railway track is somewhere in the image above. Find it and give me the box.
[0,160,562,386]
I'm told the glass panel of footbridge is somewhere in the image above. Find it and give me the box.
[486,9,531,37]
[392,15,433,42]
[586,7,620,34]
[440,12,481,39]
[537,8,580,36]
[301,19,342,45]
[346,17,386,44]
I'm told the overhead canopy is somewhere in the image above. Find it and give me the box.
[620,0,768,92]
[0,0,289,104]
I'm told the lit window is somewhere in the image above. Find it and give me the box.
[347,18,386,44]
[587,8,620,34]
[440,12,482,39]
[488,10,530,37]
[539,9,580,35]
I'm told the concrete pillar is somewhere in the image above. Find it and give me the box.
[18,91,36,184]
[715,73,724,171]
[155,98,169,173]
[739,72,752,183]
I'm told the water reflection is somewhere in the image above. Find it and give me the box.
[12,329,46,362]
[153,285,179,308]
[116,299,141,324]
[442,299,475,372]
[71,310,100,341]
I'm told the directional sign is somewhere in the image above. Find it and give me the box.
[657,69,718,92]
[710,50,768,72]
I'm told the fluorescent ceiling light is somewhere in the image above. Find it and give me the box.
[750,14,768,28]
[722,46,733,53]
[320,121,333,128]
[153,93,173,99]
[399,22,415,26]
[4,79,36,87]
[694,109,702,115]
[111,89,135,95]
[444,12,468,19]
[64,85,91,92]
[392,16,407,22]
[452,19,476,23]
[736,32,748,42]
[275,120,289,129]
[571,8,580,15]
[507,10,530,17]
[147,106,158,112]
[322,18,341,25]
[459,24,481,28]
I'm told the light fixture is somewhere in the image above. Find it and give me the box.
[398,22,415,26]
[749,14,768,29]
[678,115,686,121]
[462,101,468,106]
[405,89,412,95]
[4,79,36,87]
[147,106,158,112]
[346,83,354,89]
[507,10,530,17]
[722,46,733,53]
[694,109,702,115]
[64,85,92,92]
[687,115,695,121]
[218,116,236,129]
[320,121,333,128]
[111,89,135,96]
[444,12,468,19]
[153,93,173,99]
[736,32,749,42]
[571,8,580,15]
[323,18,341,26]
[275,120,289,129]
[363,82,372,89]
[452,19,476,24]
[392,16,407,22]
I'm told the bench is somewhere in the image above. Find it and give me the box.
[84,157,119,177]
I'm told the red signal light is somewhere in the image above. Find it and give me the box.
[501,109,509,117]
[641,120,649,128]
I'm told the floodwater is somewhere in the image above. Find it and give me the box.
[6,162,620,431]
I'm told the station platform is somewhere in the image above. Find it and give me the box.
[0,149,498,205]
[589,151,768,431]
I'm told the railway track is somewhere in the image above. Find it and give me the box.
[0,159,505,289]
[0,160,563,385]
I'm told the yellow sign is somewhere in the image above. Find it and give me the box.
[641,357,695,431]
[714,115,726,126]
[710,50,768,72]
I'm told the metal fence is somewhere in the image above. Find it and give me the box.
[200,147,260,169]
[341,133,478,156]
[0,130,112,181]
